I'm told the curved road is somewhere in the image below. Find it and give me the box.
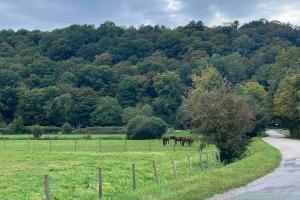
[209,130,300,200]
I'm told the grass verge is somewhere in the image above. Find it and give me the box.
[277,129,290,137]
[124,138,281,200]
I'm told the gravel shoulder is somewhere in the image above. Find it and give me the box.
[208,130,300,200]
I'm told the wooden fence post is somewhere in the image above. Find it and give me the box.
[172,160,177,178]
[148,140,151,152]
[218,150,221,163]
[132,164,136,191]
[44,175,51,200]
[49,139,52,152]
[74,139,77,151]
[3,139,5,151]
[124,139,127,152]
[99,168,103,199]
[199,150,204,170]
[188,157,193,176]
[27,137,30,151]
[99,139,102,153]
[173,142,176,152]
[206,150,209,168]
[152,160,160,184]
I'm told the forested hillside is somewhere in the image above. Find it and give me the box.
[0,19,299,134]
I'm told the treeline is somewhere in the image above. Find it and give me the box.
[0,19,299,137]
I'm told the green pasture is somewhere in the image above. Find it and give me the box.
[0,137,219,200]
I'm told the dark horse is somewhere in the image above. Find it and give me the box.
[170,136,183,145]
[170,136,193,146]
[162,136,170,146]
[181,137,193,146]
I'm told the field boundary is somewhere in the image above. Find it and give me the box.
[123,138,281,200]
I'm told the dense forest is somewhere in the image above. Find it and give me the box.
[0,19,299,137]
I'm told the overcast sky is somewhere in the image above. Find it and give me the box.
[0,0,300,30]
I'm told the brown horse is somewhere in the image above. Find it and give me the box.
[182,137,193,146]
[162,136,170,146]
[170,136,193,146]
[170,136,186,145]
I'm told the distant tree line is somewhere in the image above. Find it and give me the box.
[0,19,299,142]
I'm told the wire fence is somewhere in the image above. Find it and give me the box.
[42,150,221,199]
[0,138,203,153]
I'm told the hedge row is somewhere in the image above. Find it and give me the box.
[0,126,127,135]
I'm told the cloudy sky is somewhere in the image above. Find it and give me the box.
[0,0,300,30]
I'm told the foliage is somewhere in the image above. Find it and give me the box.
[9,116,24,134]
[116,75,140,107]
[192,66,226,92]
[61,122,72,134]
[180,87,256,162]
[90,96,123,126]
[273,73,300,138]
[122,104,153,124]
[235,81,270,135]
[127,116,167,139]
[0,20,298,133]
[30,125,43,139]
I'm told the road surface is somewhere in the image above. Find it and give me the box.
[208,130,300,200]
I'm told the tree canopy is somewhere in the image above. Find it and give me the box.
[0,19,298,135]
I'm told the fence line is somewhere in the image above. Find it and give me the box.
[0,139,204,153]
[99,168,103,199]
[172,160,177,178]
[132,163,136,191]
[152,160,160,184]
[42,155,220,198]
[44,175,51,200]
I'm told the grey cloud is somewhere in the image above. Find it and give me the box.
[0,0,299,30]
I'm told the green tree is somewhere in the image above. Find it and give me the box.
[90,96,123,126]
[94,52,113,65]
[76,65,113,92]
[45,94,74,126]
[122,104,153,124]
[31,125,43,139]
[273,73,300,138]
[192,66,226,91]
[67,87,98,127]
[180,87,255,162]
[127,116,167,140]
[0,87,19,122]
[269,47,300,95]
[235,81,270,135]
[116,75,139,107]
[17,87,60,125]
[61,122,72,134]
[153,71,182,98]
[10,116,24,134]
[221,52,251,84]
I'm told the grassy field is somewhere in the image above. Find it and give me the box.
[125,138,281,200]
[0,133,126,140]
[0,130,193,140]
[0,131,280,200]
[0,137,220,200]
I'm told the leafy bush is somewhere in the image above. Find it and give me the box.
[127,116,167,140]
[180,87,255,162]
[30,125,43,139]
[122,104,153,124]
[9,116,25,134]
[75,126,127,134]
[61,122,72,134]
[24,126,60,134]
[0,127,12,134]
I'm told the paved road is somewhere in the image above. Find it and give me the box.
[208,130,300,200]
